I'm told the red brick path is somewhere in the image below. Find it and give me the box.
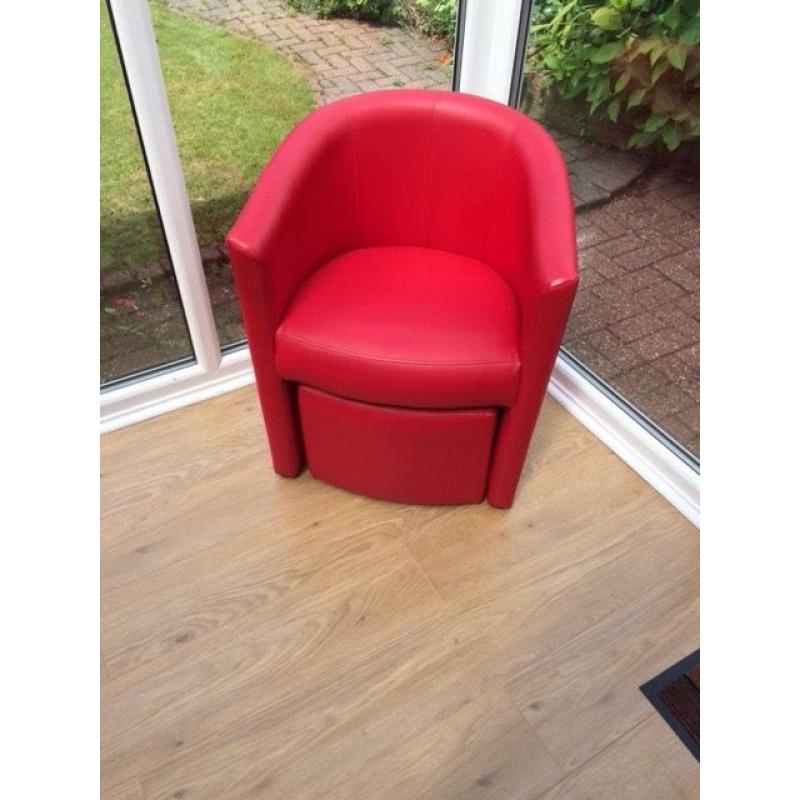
[166,0,452,103]
[566,164,700,456]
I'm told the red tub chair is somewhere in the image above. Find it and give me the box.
[226,90,578,508]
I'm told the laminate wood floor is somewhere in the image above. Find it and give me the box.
[101,386,699,800]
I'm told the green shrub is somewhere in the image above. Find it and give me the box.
[286,0,396,23]
[529,0,699,151]
[288,0,458,44]
[400,0,458,44]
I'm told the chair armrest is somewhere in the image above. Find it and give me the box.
[485,121,579,507]
[485,117,578,322]
[225,103,359,478]
[525,124,579,297]
[225,102,358,322]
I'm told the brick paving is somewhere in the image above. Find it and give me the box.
[165,0,452,103]
[565,163,700,457]
[549,128,647,210]
[164,0,647,206]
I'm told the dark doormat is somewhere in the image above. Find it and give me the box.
[640,650,700,760]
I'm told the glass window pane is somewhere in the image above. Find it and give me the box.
[155,0,459,348]
[520,1,700,459]
[101,1,195,385]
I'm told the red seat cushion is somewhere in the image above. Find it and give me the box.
[275,246,521,409]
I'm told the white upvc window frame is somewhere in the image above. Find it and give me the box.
[101,0,252,429]
[100,0,699,527]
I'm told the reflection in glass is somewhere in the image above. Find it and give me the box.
[154,0,458,348]
[521,0,700,458]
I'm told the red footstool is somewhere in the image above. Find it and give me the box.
[227,90,578,508]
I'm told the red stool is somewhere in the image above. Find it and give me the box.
[227,90,578,508]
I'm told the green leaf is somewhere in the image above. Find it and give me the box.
[667,44,687,70]
[589,41,625,63]
[628,131,643,148]
[635,38,657,55]
[607,95,622,122]
[643,111,669,132]
[661,2,681,32]
[548,0,580,30]
[650,41,666,65]
[651,58,671,83]
[679,17,700,45]
[615,72,632,93]
[627,87,648,109]
[561,77,583,99]
[587,76,612,103]
[590,7,623,30]
[544,53,562,70]
[662,123,682,151]
[629,128,661,148]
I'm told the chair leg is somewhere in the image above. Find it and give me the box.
[486,397,545,508]
[258,375,304,478]
[487,284,577,507]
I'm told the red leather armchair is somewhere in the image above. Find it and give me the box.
[227,90,578,508]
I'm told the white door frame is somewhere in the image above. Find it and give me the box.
[105,0,220,373]
[458,0,528,103]
[101,0,257,434]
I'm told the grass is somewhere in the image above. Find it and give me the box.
[100,1,315,271]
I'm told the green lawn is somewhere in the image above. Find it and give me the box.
[100,1,315,271]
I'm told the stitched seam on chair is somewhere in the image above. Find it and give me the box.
[277,332,521,368]
[345,106,361,245]
[484,118,525,265]
[424,96,440,249]
[510,121,538,304]
[302,387,500,418]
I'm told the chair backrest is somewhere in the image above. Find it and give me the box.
[302,90,566,301]
[231,90,572,320]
